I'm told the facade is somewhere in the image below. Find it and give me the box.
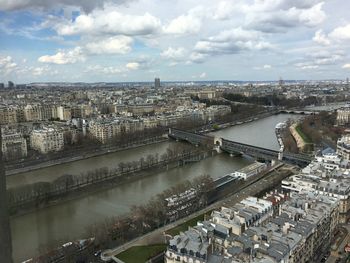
[24,104,41,121]
[88,118,144,143]
[205,105,231,121]
[211,197,273,236]
[1,132,27,161]
[57,106,72,121]
[337,135,350,161]
[0,106,18,124]
[30,127,64,154]
[128,104,154,116]
[233,162,267,180]
[337,107,350,126]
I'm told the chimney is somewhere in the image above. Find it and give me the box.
[282,222,290,234]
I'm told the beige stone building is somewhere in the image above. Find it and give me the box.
[0,106,18,124]
[337,135,350,161]
[57,106,72,121]
[337,107,350,126]
[88,118,144,143]
[2,132,27,161]
[30,127,64,154]
[24,104,41,121]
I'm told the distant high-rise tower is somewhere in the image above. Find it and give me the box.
[0,83,4,89]
[154,78,160,89]
[0,129,13,263]
[278,77,284,87]
[7,81,14,89]
[347,77,349,90]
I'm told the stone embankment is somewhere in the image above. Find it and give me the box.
[289,123,307,151]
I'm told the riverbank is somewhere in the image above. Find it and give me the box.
[102,163,294,262]
[6,110,279,177]
[9,149,215,218]
[6,136,168,176]
[10,113,298,263]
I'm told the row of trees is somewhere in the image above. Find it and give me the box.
[280,119,299,153]
[298,112,343,147]
[86,175,214,249]
[282,112,344,153]
[7,144,210,210]
[223,93,322,108]
[5,126,166,169]
[33,175,214,262]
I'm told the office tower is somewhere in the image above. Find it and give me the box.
[154,78,160,89]
[7,81,14,89]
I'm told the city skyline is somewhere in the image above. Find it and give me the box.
[0,0,350,83]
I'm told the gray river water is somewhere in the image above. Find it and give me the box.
[10,113,300,262]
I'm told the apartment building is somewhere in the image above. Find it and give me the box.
[57,106,72,121]
[337,135,350,161]
[165,193,339,263]
[0,106,18,124]
[88,118,144,143]
[337,107,350,126]
[1,132,27,161]
[30,127,64,154]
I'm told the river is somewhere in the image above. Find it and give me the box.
[10,113,300,262]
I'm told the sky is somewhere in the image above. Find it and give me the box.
[0,0,350,83]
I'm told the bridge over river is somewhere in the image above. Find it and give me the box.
[168,128,312,167]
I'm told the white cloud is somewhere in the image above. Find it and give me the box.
[56,10,161,36]
[244,0,324,12]
[187,52,207,64]
[38,47,85,64]
[163,7,204,34]
[254,64,272,70]
[298,3,326,27]
[194,28,272,57]
[85,65,123,74]
[199,72,206,78]
[343,64,350,69]
[213,1,237,20]
[192,72,207,79]
[329,24,350,41]
[126,62,140,70]
[295,63,319,69]
[313,29,330,45]
[208,27,260,42]
[85,36,133,55]
[294,50,344,70]
[245,1,326,32]
[31,66,58,76]
[0,0,127,13]
[160,47,186,60]
[0,55,17,74]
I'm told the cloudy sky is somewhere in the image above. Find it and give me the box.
[0,0,349,83]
